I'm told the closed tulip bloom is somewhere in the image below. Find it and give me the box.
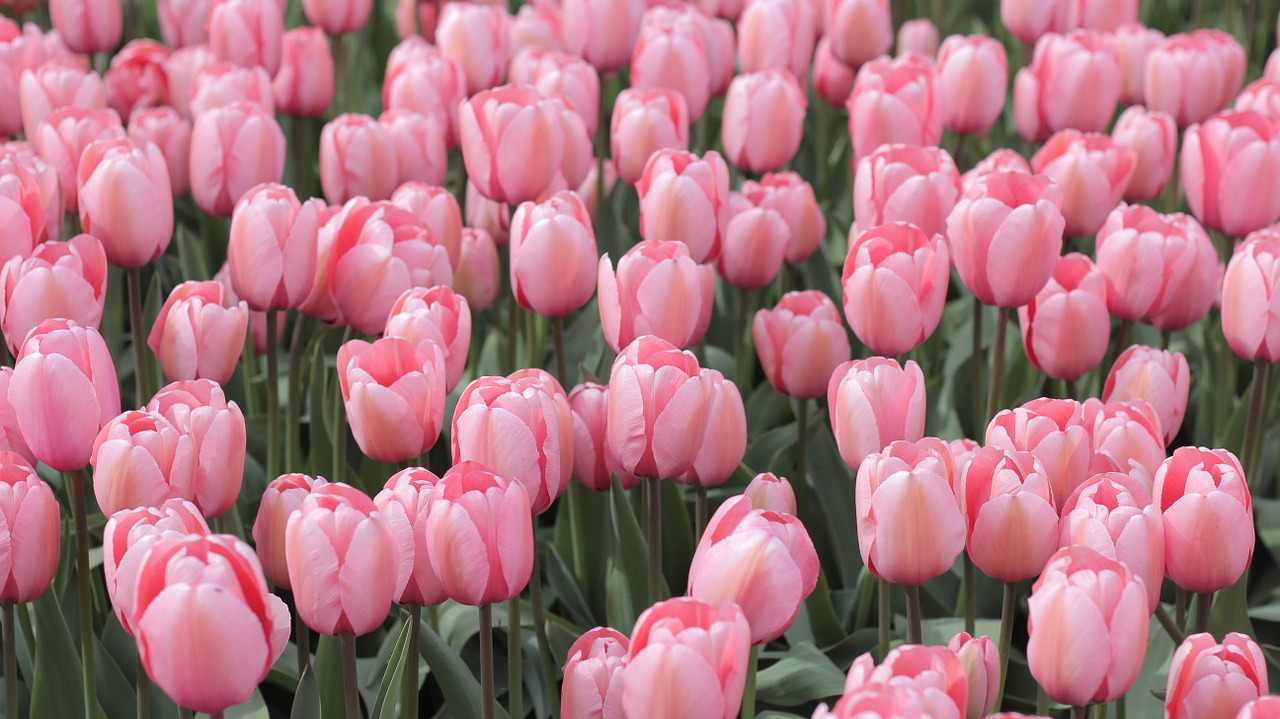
[1026,546,1148,706]
[129,107,192,196]
[190,101,286,217]
[959,446,1059,582]
[188,62,274,117]
[1233,697,1280,719]
[33,107,124,215]
[374,467,445,605]
[378,111,447,190]
[630,7,712,120]
[824,0,891,68]
[622,597,751,719]
[1067,0,1139,30]
[338,337,446,464]
[854,144,961,241]
[452,372,572,513]
[1030,130,1134,237]
[158,0,214,48]
[1083,399,1165,484]
[754,290,850,400]
[813,38,855,108]
[0,234,107,356]
[303,0,373,35]
[717,193,789,291]
[948,632,999,719]
[814,681,962,719]
[598,240,715,352]
[436,3,509,95]
[568,383,638,492]
[962,149,1031,191]
[49,0,120,54]
[1154,447,1254,593]
[104,40,170,122]
[208,0,284,76]
[1014,31,1121,143]
[1103,345,1190,445]
[319,113,397,204]
[1000,0,1066,44]
[385,286,471,392]
[742,172,826,265]
[1235,79,1280,124]
[132,534,290,714]
[0,144,60,244]
[897,19,938,57]
[103,498,209,632]
[91,410,196,519]
[147,281,248,385]
[610,88,689,187]
[1095,205,1217,328]
[0,454,59,604]
[10,319,119,472]
[986,398,1091,507]
[1018,253,1110,381]
[1145,32,1243,128]
[425,461,533,604]
[465,183,510,245]
[509,190,597,317]
[0,162,45,268]
[1167,633,1268,719]
[227,183,320,312]
[674,370,746,487]
[1181,111,1280,238]
[252,473,327,589]
[0,22,42,139]
[390,182,462,266]
[936,35,1008,136]
[1059,471,1164,611]
[856,438,965,585]
[460,85,564,205]
[828,358,926,471]
[637,149,729,263]
[508,0,570,56]
[737,0,814,81]
[1110,106,1176,202]
[721,70,806,174]
[454,227,500,311]
[562,627,628,719]
[1222,226,1280,362]
[1114,24,1164,105]
[842,222,950,357]
[560,0,642,74]
[509,48,599,138]
[688,494,818,643]
[846,53,943,163]
[383,49,467,147]
[77,136,174,267]
[843,644,969,716]
[18,61,105,141]
[737,475,795,518]
[274,27,334,118]
[947,171,1065,308]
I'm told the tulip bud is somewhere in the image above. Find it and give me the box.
[190,101,286,217]
[636,149,730,263]
[959,446,1059,582]
[842,223,950,357]
[274,27,334,118]
[828,358,927,471]
[0,454,60,603]
[562,627,628,719]
[103,498,209,633]
[0,232,106,357]
[252,473,327,589]
[207,0,283,76]
[948,632,999,719]
[374,467,446,606]
[598,240,715,352]
[338,337,447,464]
[148,281,249,385]
[1182,110,1280,238]
[1059,471,1164,611]
[1014,30,1121,142]
[1103,345,1190,445]
[753,290,850,400]
[721,70,806,174]
[146,379,247,519]
[436,3,510,95]
[509,190,597,317]
[1153,447,1254,594]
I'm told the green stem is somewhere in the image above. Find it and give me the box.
[531,547,557,719]
[1036,684,1049,716]
[178,710,194,719]
[985,307,1009,424]
[508,598,522,719]
[878,578,891,661]
[795,399,808,514]
[480,604,495,719]
[996,582,1016,711]
[286,316,307,472]
[905,584,922,645]
[552,316,568,389]
[67,469,96,719]
[295,614,311,674]
[341,632,359,719]
[1071,707,1087,719]
[505,291,519,375]
[332,35,347,115]
[742,645,760,719]
[266,310,280,482]
[136,652,149,719]
[128,267,151,404]
[1176,588,1187,631]
[1161,330,1172,351]
[952,132,966,169]
[647,477,663,605]
[403,605,420,719]
[695,485,708,542]
[964,554,975,635]
[1095,701,1109,719]
[1241,361,1271,485]
[734,290,755,387]
[1196,592,1213,636]
[972,299,985,435]
[4,603,16,719]
[1105,319,1132,376]
[1065,378,1077,401]
[1154,605,1187,646]
[332,327,353,484]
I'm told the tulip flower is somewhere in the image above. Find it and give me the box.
[829,358,927,471]
[0,454,60,604]
[744,472,797,515]
[630,7,713,120]
[636,149,730,263]
[1146,31,1247,128]
[157,0,213,49]
[338,337,446,464]
[0,22,42,138]
[18,61,106,141]
[962,149,1032,190]
[1113,24,1164,106]
[1233,697,1280,719]
[34,107,125,215]
[319,113,398,205]
[843,644,969,717]
[609,88,689,187]
[1103,345,1190,445]
[252,473,328,590]
[853,145,962,241]
[1223,227,1280,362]
[103,499,209,633]
[383,48,467,147]
[754,290,851,400]
[274,27,334,118]
[841,222,950,357]
[897,19,938,56]
[1059,471,1164,611]
[384,286,470,392]
[0,234,107,355]
[190,101,286,217]
[741,172,826,265]
[986,398,1092,507]
[436,3,510,95]
[560,0,643,74]
[453,228,501,312]
[207,0,284,77]
[509,190,597,318]
[128,107,192,197]
[147,281,249,385]
[937,35,1008,136]
[1014,30,1121,142]
[0,145,60,245]
[736,0,814,81]
[813,39,855,108]
[959,446,1059,582]
[1153,447,1254,594]
[1166,633,1268,719]
[188,62,274,117]
[390,182,462,267]
[49,0,121,54]
[824,0,892,68]
[846,53,942,163]
[145,380,247,519]
[91,410,196,518]
[1000,0,1066,45]
[509,49,599,137]
[303,0,373,35]
[374,467,445,606]
[1030,130,1135,237]
[674,369,747,488]
[1182,110,1280,238]
[598,240,715,353]
[814,681,962,718]
[1018,253,1110,381]
[1082,399,1165,484]
[568,383,637,492]
[104,40,170,122]
[460,85,565,205]
[1111,106,1177,201]
[717,192,790,290]
[562,627,628,719]
[0,369,33,467]
[227,182,321,313]
[721,70,806,174]
[948,632,1000,719]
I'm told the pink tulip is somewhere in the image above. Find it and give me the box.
[144,379,246,519]
[188,62,273,117]
[1030,130,1134,236]
[383,48,467,147]
[1235,79,1280,124]
[739,474,793,515]
[753,290,851,400]
[436,3,509,95]
[509,190,597,317]
[374,112,445,190]
[1222,226,1280,362]
[104,40,169,122]
[610,88,689,187]
[1027,546,1149,706]
[1109,106,1177,202]
[10,319,119,472]
[1146,32,1245,128]
[77,136,173,267]
[688,494,818,643]
[390,182,462,267]
[1017,253,1110,381]
[454,227,500,312]
[568,382,638,492]
[49,0,121,54]
[622,597,751,719]
[0,22,43,138]
[33,107,124,215]
[947,170,1065,308]
[226,182,320,312]
[962,149,1031,191]
[897,19,939,57]
[1233,697,1280,719]
[286,483,407,635]
[213,263,268,355]
[132,534,289,714]
[274,27,334,118]
[338,337,446,464]
[843,644,969,717]
[459,85,564,205]
[948,633,999,719]
[384,286,470,392]
[856,438,965,585]
[560,0,642,74]
[374,467,446,606]
[0,143,60,243]
[147,280,248,385]
[1154,447,1254,594]
[846,53,943,163]
[828,358,926,471]
[814,681,961,718]
[1082,399,1165,484]
[1066,0,1139,30]
[948,438,981,471]
[128,107,191,197]
[303,0,373,35]
[425,460,534,604]
[986,398,1091,507]
[824,0,891,68]
[630,7,713,120]
[562,627,628,719]
[1014,31,1121,142]
[91,410,196,518]
[936,35,1008,136]
[959,446,1059,582]
[813,38,855,108]
[207,0,283,76]
[452,372,572,514]
[0,369,33,468]
[1103,345,1190,445]
[737,0,814,81]
[18,60,104,141]
[717,192,789,290]
[190,101,286,217]
[0,454,59,603]
[0,234,106,356]
[509,48,599,138]
[0,159,45,264]
[1167,633,1268,719]
[158,0,214,48]
[841,222,950,357]
[636,149,729,263]
[1000,0,1067,45]
[1182,110,1280,238]
[741,172,826,265]
[508,0,570,56]
[103,498,209,633]
[319,113,397,204]
[251,473,327,589]
[721,69,806,174]
[598,239,715,352]
[854,144,961,241]
[1114,24,1164,105]
[1059,471,1164,611]
[674,370,746,487]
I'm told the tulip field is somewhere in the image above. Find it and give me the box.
[4,0,1280,717]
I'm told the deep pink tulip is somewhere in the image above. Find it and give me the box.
[78,136,174,267]
[0,454,59,603]
[207,0,283,76]
[227,182,320,312]
[846,53,942,163]
[856,438,965,586]
[1030,130,1134,237]
[843,644,969,717]
[91,410,196,520]
[1167,633,1268,719]
[1027,546,1149,706]
[753,290,851,400]
[717,191,789,290]
[436,3,509,95]
[959,446,1059,582]
[823,0,891,68]
[509,190,597,317]
[1154,447,1254,594]
[1114,23,1164,105]
[737,0,814,81]
[103,498,209,633]
[813,38,855,108]
[842,222,950,357]
[383,47,467,147]
[147,281,248,385]
[1103,345,1190,445]
[132,534,290,714]
[454,227,500,312]
[0,160,46,266]
[1018,253,1110,381]
[854,144,961,244]
[636,148,729,263]
[10,319,119,472]
[828,358,926,471]
[986,398,1091,507]
[630,6,713,120]
[949,633,999,719]
[610,88,689,187]
[568,382,638,492]
[562,627,628,719]
[560,0,643,74]
[338,337,446,464]
[622,597,751,719]
[936,35,1008,136]
[674,370,746,487]
[188,62,273,117]
[190,101,286,217]
[104,40,169,122]
[319,113,397,204]
[1082,399,1165,484]
[1223,226,1280,362]
[49,0,121,54]
[303,0,373,35]
[1059,471,1164,611]
[1146,31,1246,128]
[459,84,565,205]
[374,467,446,606]
[721,69,806,174]
[1014,30,1121,142]
[274,27,334,118]
[598,239,715,353]
[158,0,214,48]
[33,107,124,215]
[251,473,327,589]
[18,60,105,141]
[424,461,534,605]
[145,380,247,519]
[1111,106,1177,202]
[128,107,192,197]
[1181,110,1280,238]
[0,234,106,356]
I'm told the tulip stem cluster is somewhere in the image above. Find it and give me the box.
[3,602,15,719]
[127,267,151,404]
[67,468,96,719]
[1241,361,1272,481]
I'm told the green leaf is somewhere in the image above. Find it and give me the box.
[369,618,412,719]
[543,544,594,631]
[313,635,347,719]
[755,642,845,707]
[29,590,85,719]
[291,665,321,719]
[419,618,509,719]
[607,478,651,630]
[225,690,269,718]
